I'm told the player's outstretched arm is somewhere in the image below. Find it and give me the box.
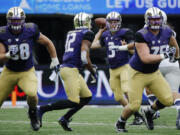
[81,40,97,79]
[135,42,163,64]
[91,28,106,49]
[109,41,135,51]
[37,33,57,58]
[169,35,180,59]
[36,33,59,69]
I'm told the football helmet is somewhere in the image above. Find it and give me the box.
[145,7,163,30]
[6,7,26,32]
[161,10,167,25]
[106,11,121,32]
[74,12,92,29]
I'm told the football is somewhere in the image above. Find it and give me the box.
[94,17,106,28]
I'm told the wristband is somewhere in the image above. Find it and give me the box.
[5,52,10,59]
[175,56,180,60]
[118,45,128,51]
[160,54,166,60]
[51,57,59,64]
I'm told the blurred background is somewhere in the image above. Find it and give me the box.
[0,0,180,106]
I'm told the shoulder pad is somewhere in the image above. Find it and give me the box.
[86,30,94,34]
[24,23,35,29]
[120,28,130,32]
[0,26,7,34]
[117,28,131,36]
[162,25,170,29]
[102,30,108,37]
[161,25,172,32]
[138,28,148,35]
[116,28,130,36]
[82,29,92,34]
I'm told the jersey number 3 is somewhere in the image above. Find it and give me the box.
[108,42,115,58]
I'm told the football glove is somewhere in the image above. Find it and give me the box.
[90,64,98,83]
[169,56,180,63]
[163,47,176,59]
[50,57,60,73]
[5,46,19,59]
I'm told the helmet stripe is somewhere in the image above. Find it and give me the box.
[13,7,16,16]
[16,7,18,16]
[154,7,157,15]
[152,7,155,15]
[77,13,80,27]
[15,7,18,16]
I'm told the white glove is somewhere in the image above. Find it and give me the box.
[49,57,60,82]
[5,45,19,59]
[109,45,128,51]
[160,47,176,60]
[50,57,60,69]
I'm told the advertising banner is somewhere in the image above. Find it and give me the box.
[0,0,179,14]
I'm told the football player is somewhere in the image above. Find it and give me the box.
[114,7,180,132]
[145,10,180,128]
[0,7,59,131]
[91,11,144,125]
[37,12,96,131]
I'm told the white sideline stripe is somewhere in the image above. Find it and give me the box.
[2,101,27,108]
[2,102,125,108]
[1,102,177,109]
[0,120,176,129]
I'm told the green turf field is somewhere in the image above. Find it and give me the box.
[0,106,179,135]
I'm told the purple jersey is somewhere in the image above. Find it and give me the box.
[61,28,94,68]
[0,23,40,72]
[130,25,173,73]
[100,28,134,69]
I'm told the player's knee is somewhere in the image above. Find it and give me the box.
[0,101,3,107]
[24,89,37,97]
[27,92,37,97]
[114,93,123,102]
[68,98,80,104]
[129,102,141,112]
[67,100,79,107]
[80,96,92,105]
[163,96,173,107]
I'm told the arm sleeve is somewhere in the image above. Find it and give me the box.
[135,32,147,43]
[123,30,134,43]
[83,31,95,43]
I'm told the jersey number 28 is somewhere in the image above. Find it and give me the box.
[9,43,30,60]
